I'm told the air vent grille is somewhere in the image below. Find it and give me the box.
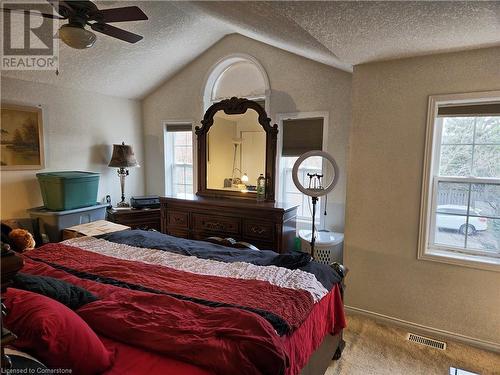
[406,333,446,350]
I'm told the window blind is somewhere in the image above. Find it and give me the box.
[437,103,500,117]
[282,118,323,156]
[166,123,192,132]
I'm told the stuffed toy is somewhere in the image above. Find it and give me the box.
[8,228,36,252]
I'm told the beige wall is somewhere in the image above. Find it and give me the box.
[1,77,145,218]
[142,34,352,231]
[346,47,500,346]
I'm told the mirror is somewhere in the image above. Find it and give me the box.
[207,108,265,193]
[195,97,278,201]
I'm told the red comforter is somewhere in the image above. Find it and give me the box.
[20,243,345,375]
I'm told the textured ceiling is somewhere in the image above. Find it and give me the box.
[2,1,499,99]
[269,1,500,65]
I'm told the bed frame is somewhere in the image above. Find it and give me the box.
[301,333,344,375]
[1,244,24,369]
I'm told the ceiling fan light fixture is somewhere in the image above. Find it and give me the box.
[59,24,96,49]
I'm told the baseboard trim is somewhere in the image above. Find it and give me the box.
[345,305,500,353]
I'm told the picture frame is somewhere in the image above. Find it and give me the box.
[1,103,45,170]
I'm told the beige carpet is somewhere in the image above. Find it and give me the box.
[327,313,500,375]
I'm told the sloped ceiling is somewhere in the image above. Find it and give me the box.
[2,1,499,99]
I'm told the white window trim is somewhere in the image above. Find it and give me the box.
[277,111,330,227]
[163,121,195,196]
[418,91,500,272]
[202,53,271,114]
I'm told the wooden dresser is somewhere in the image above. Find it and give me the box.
[160,195,298,253]
[107,208,161,231]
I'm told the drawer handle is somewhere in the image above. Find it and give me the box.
[205,221,226,231]
[174,216,183,223]
[251,226,266,235]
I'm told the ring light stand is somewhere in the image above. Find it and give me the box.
[292,150,339,258]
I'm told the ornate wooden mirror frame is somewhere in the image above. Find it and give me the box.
[195,97,278,202]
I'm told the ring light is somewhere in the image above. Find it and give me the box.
[292,150,339,259]
[292,150,339,197]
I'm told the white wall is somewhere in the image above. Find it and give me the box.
[0,77,145,218]
[142,34,352,232]
[346,47,500,347]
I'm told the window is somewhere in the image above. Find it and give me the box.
[204,54,269,111]
[165,124,193,197]
[282,155,322,221]
[419,92,500,269]
[279,115,326,222]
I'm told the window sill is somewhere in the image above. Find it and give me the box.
[419,248,500,272]
[297,218,313,224]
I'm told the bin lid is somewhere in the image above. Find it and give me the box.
[36,171,100,180]
[27,203,107,215]
[298,230,344,246]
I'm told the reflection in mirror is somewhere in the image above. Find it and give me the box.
[206,108,266,193]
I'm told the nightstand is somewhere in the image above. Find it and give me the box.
[107,208,161,231]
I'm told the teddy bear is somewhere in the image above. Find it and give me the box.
[8,228,36,252]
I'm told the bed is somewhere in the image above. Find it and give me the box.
[2,229,346,375]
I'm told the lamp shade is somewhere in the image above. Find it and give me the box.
[108,142,139,168]
[59,24,96,49]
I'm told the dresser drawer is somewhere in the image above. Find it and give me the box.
[108,208,160,231]
[247,240,275,252]
[167,228,189,239]
[193,214,240,234]
[243,220,275,241]
[134,221,161,231]
[167,210,189,228]
[191,231,240,242]
[121,218,160,231]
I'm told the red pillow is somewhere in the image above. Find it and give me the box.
[3,288,114,375]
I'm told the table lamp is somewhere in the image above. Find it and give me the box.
[108,142,139,207]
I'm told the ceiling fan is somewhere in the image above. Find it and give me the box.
[1,0,148,49]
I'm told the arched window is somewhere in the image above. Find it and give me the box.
[203,54,270,111]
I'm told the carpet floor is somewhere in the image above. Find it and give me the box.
[327,313,500,375]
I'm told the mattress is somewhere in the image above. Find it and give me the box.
[18,229,345,375]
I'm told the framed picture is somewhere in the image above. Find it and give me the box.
[1,103,45,170]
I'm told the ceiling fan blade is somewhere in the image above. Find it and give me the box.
[1,7,65,19]
[46,0,97,19]
[46,0,70,17]
[90,23,143,43]
[91,6,148,23]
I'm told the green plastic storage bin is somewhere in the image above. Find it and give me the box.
[36,171,100,211]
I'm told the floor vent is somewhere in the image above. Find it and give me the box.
[406,333,446,350]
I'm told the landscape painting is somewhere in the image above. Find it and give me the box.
[1,104,44,170]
